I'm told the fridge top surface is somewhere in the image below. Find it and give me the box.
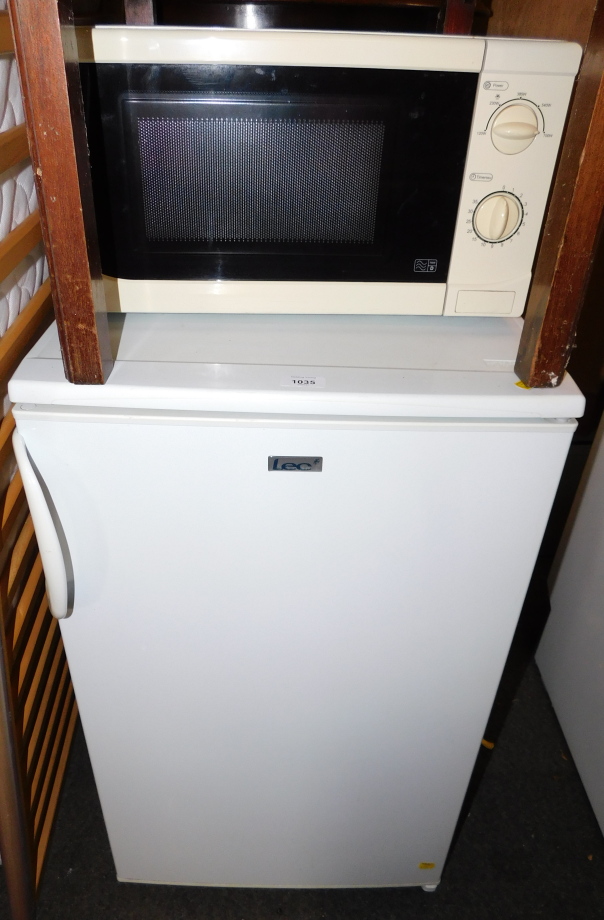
[9,314,584,419]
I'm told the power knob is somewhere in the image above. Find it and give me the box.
[491,104,539,155]
[473,192,522,242]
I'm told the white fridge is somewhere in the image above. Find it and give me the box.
[10,313,583,891]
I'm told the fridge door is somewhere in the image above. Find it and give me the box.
[14,407,575,888]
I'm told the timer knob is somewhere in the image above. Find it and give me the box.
[491,104,539,154]
[473,192,522,242]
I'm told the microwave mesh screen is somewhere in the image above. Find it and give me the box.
[137,116,385,244]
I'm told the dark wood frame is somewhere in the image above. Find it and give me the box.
[515,3,604,386]
[7,0,114,385]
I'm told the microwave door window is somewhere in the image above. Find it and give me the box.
[92,64,477,283]
[134,102,387,249]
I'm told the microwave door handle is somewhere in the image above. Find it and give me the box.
[12,432,69,619]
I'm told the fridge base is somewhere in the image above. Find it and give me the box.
[115,876,442,890]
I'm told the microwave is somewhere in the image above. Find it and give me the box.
[79,28,581,317]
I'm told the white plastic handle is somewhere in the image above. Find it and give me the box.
[12,431,69,619]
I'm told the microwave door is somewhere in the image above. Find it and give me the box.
[88,63,477,286]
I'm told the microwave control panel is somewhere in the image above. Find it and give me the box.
[444,57,579,317]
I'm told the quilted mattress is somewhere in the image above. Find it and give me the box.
[0,30,48,338]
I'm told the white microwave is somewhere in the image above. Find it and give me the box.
[79,28,581,317]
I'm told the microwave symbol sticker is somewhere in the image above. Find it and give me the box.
[414,259,438,273]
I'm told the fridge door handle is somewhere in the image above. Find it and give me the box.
[12,431,69,619]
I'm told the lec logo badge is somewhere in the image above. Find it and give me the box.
[268,456,323,471]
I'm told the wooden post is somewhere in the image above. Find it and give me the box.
[514,1,604,387]
[443,0,477,35]
[8,0,114,385]
[124,0,157,25]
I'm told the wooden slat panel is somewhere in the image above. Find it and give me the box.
[16,595,53,699]
[2,515,38,642]
[0,279,53,384]
[20,608,59,743]
[8,538,45,648]
[0,123,29,174]
[0,304,38,920]
[23,629,62,755]
[0,501,28,584]
[25,644,66,769]
[30,661,70,815]
[0,407,79,892]
[0,411,16,476]
[35,697,77,887]
[0,211,41,285]
[0,621,36,920]
[8,0,114,384]
[2,467,25,528]
[11,555,46,658]
[0,478,28,583]
[33,686,76,841]
[6,514,36,595]
[0,10,13,53]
